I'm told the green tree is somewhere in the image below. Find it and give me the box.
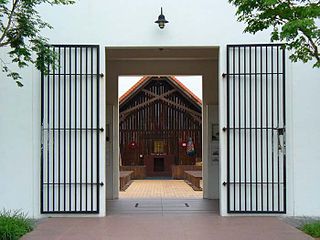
[0,0,74,86]
[229,0,320,67]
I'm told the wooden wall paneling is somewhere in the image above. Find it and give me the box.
[119,77,202,176]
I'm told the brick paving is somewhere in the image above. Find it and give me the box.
[22,215,313,240]
[119,180,203,199]
[22,180,313,240]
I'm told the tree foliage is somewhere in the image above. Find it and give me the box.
[229,0,320,68]
[0,0,74,86]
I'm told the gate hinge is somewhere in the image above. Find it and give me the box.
[223,181,227,186]
[222,127,227,132]
[222,73,227,78]
[100,128,104,132]
[99,182,104,187]
[277,127,285,135]
[100,73,104,78]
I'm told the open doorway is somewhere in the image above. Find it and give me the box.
[118,75,203,200]
[105,47,220,214]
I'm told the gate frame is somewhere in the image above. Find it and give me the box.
[40,44,102,214]
[224,43,287,214]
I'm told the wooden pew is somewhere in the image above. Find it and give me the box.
[120,166,146,179]
[172,165,202,179]
[184,170,202,190]
[119,171,134,191]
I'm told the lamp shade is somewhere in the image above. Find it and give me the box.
[155,7,168,29]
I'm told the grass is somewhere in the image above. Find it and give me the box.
[301,221,320,238]
[0,210,34,240]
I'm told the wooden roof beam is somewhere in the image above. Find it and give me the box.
[120,89,176,121]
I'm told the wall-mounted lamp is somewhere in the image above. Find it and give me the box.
[181,142,187,148]
[155,7,169,29]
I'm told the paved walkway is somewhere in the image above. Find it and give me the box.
[23,214,312,240]
[22,181,312,240]
[119,180,203,199]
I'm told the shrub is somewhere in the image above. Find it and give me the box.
[301,221,320,238]
[0,210,34,240]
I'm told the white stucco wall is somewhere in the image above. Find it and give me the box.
[0,65,37,217]
[290,63,320,216]
[0,0,319,217]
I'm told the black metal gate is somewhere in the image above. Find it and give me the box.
[41,45,101,214]
[225,44,286,213]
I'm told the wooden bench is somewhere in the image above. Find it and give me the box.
[119,171,134,191]
[184,170,202,191]
[120,166,146,179]
[171,165,202,179]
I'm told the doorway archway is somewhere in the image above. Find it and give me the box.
[105,47,220,212]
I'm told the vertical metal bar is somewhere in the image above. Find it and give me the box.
[282,47,287,213]
[260,46,264,211]
[277,46,280,211]
[80,47,83,212]
[85,47,88,211]
[52,47,56,212]
[47,52,50,212]
[238,46,242,211]
[58,47,61,212]
[249,46,253,211]
[226,46,230,212]
[74,46,78,211]
[96,46,100,212]
[63,46,67,212]
[233,46,236,211]
[244,46,247,211]
[40,49,45,213]
[266,46,269,211]
[255,46,258,211]
[91,47,94,211]
[69,46,72,211]
[271,46,275,212]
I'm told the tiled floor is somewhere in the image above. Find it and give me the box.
[112,180,213,214]
[119,180,203,199]
[106,199,218,214]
